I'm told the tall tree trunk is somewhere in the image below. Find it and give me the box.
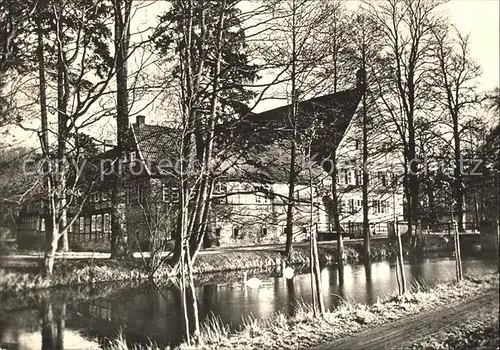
[56,14,69,253]
[284,135,296,260]
[37,14,54,269]
[111,0,132,258]
[330,149,343,264]
[360,65,370,261]
[189,0,225,260]
[408,131,418,244]
[37,19,49,155]
[284,0,298,260]
[453,121,465,232]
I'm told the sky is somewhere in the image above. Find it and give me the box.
[4,0,499,148]
[443,0,499,91]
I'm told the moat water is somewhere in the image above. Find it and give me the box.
[1,255,497,349]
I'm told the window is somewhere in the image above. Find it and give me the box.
[232,227,239,238]
[84,217,90,233]
[102,191,109,201]
[129,151,136,162]
[381,201,387,214]
[97,214,102,232]
[377,171,387,187]
[355,170,362,185]
[40,218,45,232]
[162,184,168,202]
[104,213,111,233]
[171,188,180,203]
[91,215,97,232]
[354,140,360,150]
[162,185,180,203]
[261,227,268,237]
[79,217,84,233]
[302,227,307,234]
[293,190,300,201]
[372,200,383,214]
[347,170,355,185]
[256,191,270,204]
[337,169,348,184]
[356,199,363,209]
[349,199,355,213]
[215,227,221,238]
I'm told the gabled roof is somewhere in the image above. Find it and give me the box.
[248,88,361,125]
[234,88,362,159]
[122,88,362,183]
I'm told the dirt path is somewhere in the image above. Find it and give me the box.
[310,288,499,350]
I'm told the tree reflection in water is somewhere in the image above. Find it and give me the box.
[40,300,66,350]
[285,278,296,317]
[364,261,375,304]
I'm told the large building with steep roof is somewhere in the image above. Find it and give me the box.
[15,79,404,251]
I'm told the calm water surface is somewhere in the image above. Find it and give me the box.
[1,256,497,349]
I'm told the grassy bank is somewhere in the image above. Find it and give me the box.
[181,272,499,350]
[1,240,398,294]
[0,259,148,297]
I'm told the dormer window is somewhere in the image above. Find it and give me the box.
[91,192,99,203]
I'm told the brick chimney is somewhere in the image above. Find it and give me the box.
[136,115,145,128]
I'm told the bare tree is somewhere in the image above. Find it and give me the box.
[366,0,445,242]
[346,10,385,261]
[431,25,482,232]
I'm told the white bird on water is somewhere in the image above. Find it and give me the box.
[243,271,262,289]
[283,266,294,279]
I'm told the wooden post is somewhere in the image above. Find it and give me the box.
[497,218,500,268]
[453,219,463,281]
[396,221,406,294]
[310,225,317,316]
[312,226,325,315]
[337,226,344,265]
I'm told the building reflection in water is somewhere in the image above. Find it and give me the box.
[0,300,100,350]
